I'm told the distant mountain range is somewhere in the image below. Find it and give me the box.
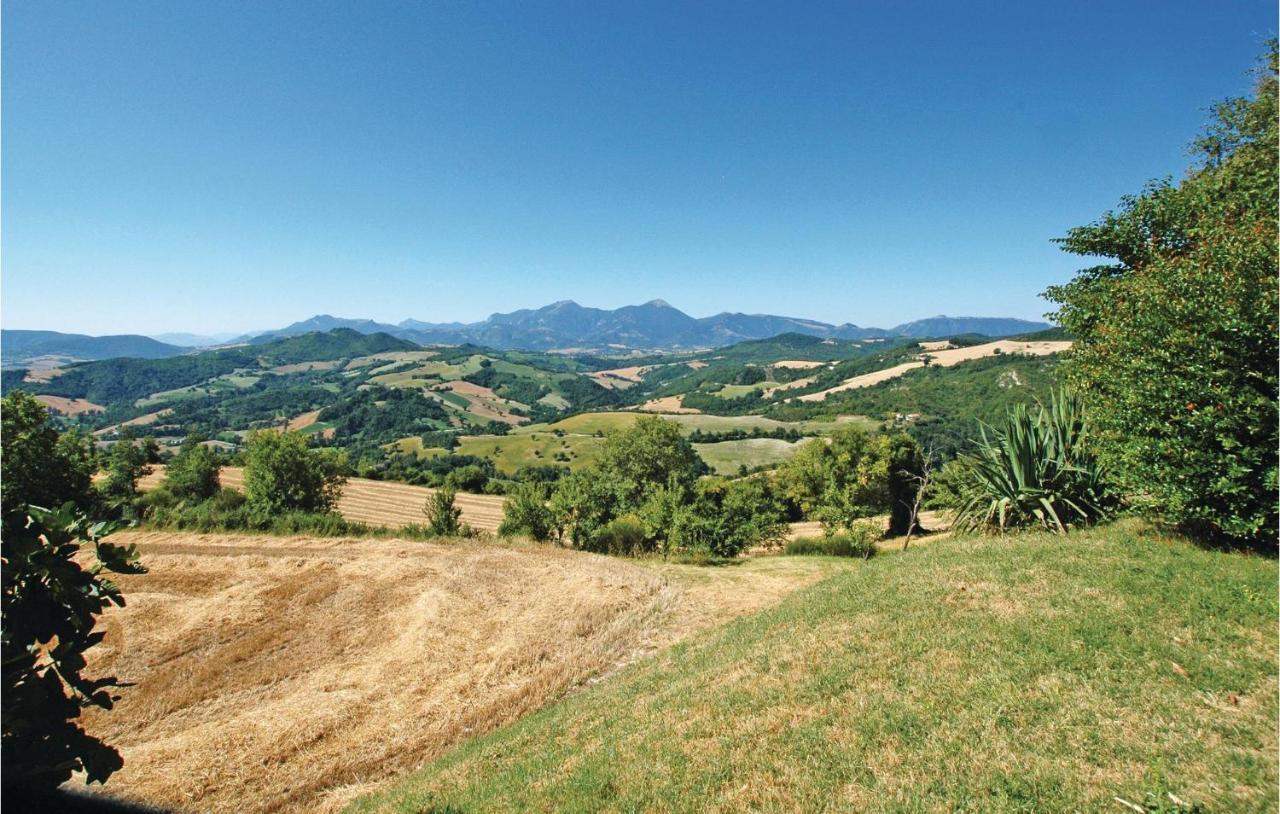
[1,330,186,367]
[3,301,1050,368]
[234,300,1051,351]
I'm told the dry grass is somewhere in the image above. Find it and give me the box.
[80,533,679,813]
[287,409,323,431]
[270,360,342,374]
[799,340,1072,401]
[589,366,648,389]
[34,394,105,415]
[635,395,701,414]
[771,359,825,369]
[138,467,508,532]
[22,363,67,381]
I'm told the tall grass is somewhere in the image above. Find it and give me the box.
[954,389,1116,534]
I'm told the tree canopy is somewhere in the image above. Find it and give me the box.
[1045,44,1278,548]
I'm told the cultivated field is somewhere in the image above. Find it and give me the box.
[34,394,104,415]
[798,339,1072,402]
[139,467,508,532]
[80,533,676,812]
[80,532,854,813]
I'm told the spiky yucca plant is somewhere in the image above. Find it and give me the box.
[954,389,1116,534]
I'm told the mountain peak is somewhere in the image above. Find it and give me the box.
[643,298,672,308]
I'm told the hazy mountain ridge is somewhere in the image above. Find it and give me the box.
[2,329,186,367]
[234,301,1049,350]
[6,304,1051,367]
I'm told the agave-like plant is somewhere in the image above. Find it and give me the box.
[954,389,1116,534]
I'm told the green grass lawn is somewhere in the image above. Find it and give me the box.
[350,522,1278,813]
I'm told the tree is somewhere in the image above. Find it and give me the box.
[885,434,925,536]
[597,416,703,505]
[424,488,464,537]
[242,430,347,515]
[162,435,222,501]
[2,504,145,799]
[98,430,154,515]
[499,483,555,542]
[1,392,97,538]
[1044,44,1277,548]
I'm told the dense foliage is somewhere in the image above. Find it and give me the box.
[951,391,1116,534]
[161,435,223,501]
[507,416,786,557]
[0,393,143,795]
[1045,46,1278,548]
[0,392,97,538]
[242,430,348,515]
[776,425,923,536]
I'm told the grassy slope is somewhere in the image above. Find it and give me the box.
[352,523,1277,813]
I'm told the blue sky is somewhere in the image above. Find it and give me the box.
[3,1,1274,335]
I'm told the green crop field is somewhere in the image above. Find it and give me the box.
[351,521,1279,813]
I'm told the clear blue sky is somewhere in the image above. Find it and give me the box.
[3,1,1274,335]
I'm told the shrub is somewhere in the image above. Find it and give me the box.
[424,489,463,537]
[499,483,555,542]
[591,514,648,556]
[785,528,878,559]
[1044,45,1277,548]
[161,435,221,501]
[952,390,1116,534]
[242,430,347,515]
[2,503,144,795]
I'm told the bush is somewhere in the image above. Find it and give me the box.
[785,528,878,559]
[161,435,221,501]
[499,483,555,542]
[424,489,464,537]
[1044,45,1277,548]
[952,390,1117,534]
[242,430,347,515]
[2,503,144,795]
[591,514,648,556]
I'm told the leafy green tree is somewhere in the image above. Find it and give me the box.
[549,469,620,548]
[1,392,97,538]
[499,483,555,542]
[2,504,145,798]
[97,430,154,515]
[424,488,464,537]
[162,435,222,501]
[597,416,703,505]
[1045,45,1277,548]
[242,430,347,515]
[777,425,905,525]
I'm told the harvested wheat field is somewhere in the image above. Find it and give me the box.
[635,395,701,414]
[799,339,1072,401]
[34,394,105,415]
[138,467,508,532]
[79,533,677,813]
